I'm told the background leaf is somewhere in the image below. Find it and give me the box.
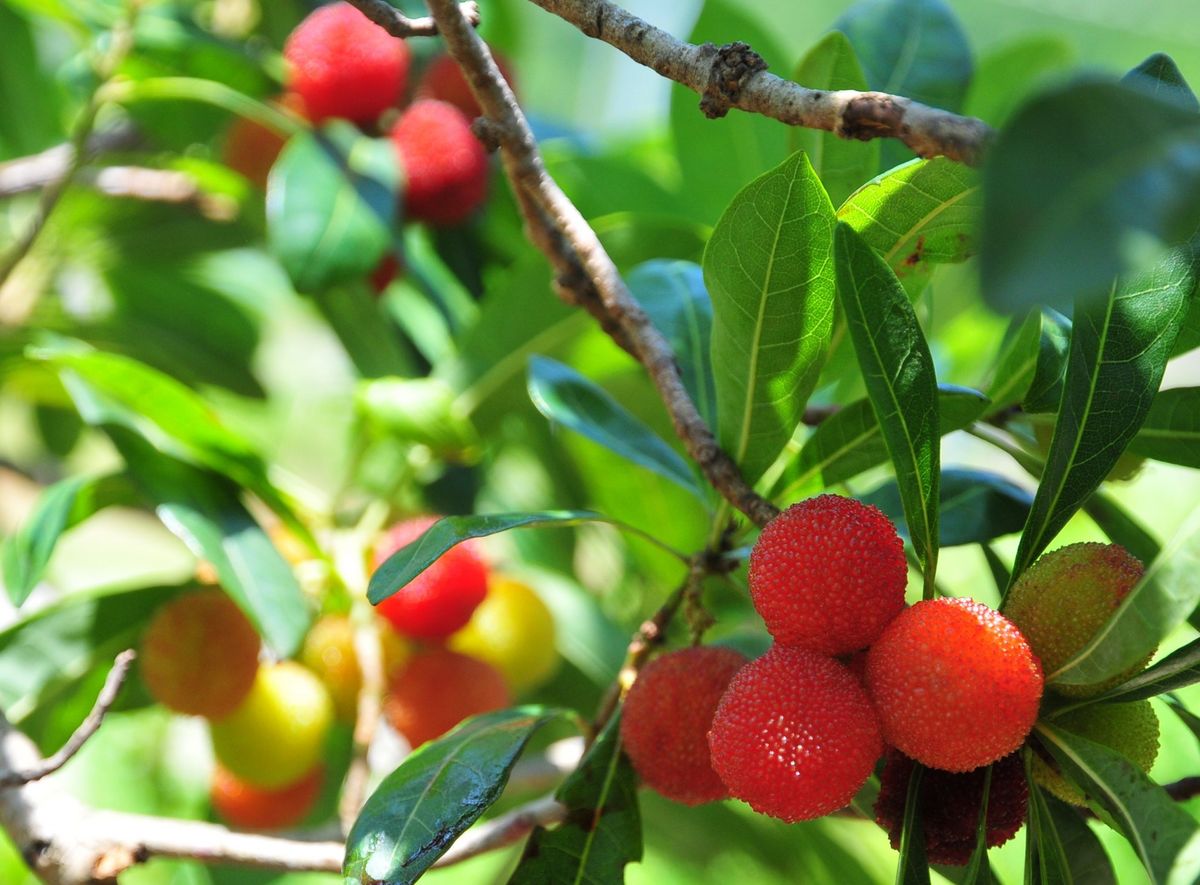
[1129,387,1200,467]
[1088,636,1200,704]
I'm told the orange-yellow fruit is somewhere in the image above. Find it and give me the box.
[210,661,334,789]
[1003,542,1146,697]
[448,577,558,693]
[389,100,488,227]
[875,749,1028,865]
[211,764,322,830]
[383,648,510,748]
[300,615,411,721]
[749,495,907,655]
[1034,701,1160,805]
[865,598,1043,772]
[415,51,517,120]
[707,646,883,821]
[140,588,260,719]
[620,646,748,806]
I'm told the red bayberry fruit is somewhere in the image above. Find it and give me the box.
[211,765,323,830]
[389,100,488,226]
[874,749,1028,865]
[708,646,883,822]
[415,52,517,120]
[620,646,748,806]
[749,495,907,655]
[284,2,410,125]
[372,516,489,640]
[865,598,1043,772]
[383,648,510,748]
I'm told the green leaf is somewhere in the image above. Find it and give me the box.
[838,158,980,296]
[627,260,716,428]
[896,762,931,885]
[1051,507,1200,691]
[510,713,641,884]
[1129,387,1200,468]
[981,79,1200,314]
[1083,492,1161,570]
[959,767,994,885]
[312,284,418,379]
[2,473,137,606]
[1037,724,1200,884]
[344,707,571,884]
[1087,637,1200,705]
[1124,54,1199,111]
[0,4,63,159]
[862,468,1031,548]
[527,356,703,500]
[1010,247,1196,579]
[266,123,397,293]
[984,310,1044,415]
[356,377,480,461]
[706,151,837,484]
[965,36,1075,127]
[835,222,940,592]
[1022,310,1073,414]
[1042,793,1118,885]
[793,32,879,206]
[112,431,311,658]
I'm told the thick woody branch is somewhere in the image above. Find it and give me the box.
[423,0,779,528]
[346,0,479,37]
[525,0,993,165]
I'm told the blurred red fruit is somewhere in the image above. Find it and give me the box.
[211,765,322,830]
[415,52,517,120]
[390,100,488,226]
[383,647,510,747]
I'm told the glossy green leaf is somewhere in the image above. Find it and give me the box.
[510,713,641,884]
[527,356,702,499]
[2,473,137,606]
[706,151,836,484]
[1089,637,1200,705]
[863,468,1031,548]
[627,260,716,427]
[1022,310,1073,414]
[959,767,994,885]
[793,32,879,206]
[896,762,931,885]
[1037,724,1200,884]
[838,158,980,296]
[980,78,1200,314]
[266,123,397,293]
[1010,247,1196,579]
[836,223,940,591]
[344,707,571,884]
[965,36,1075,127]
[1129,387,1200,468]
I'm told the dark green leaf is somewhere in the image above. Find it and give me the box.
[1037,724,1200,884]
[313,284,418,379]
[836,223,940,592]
[793,32,879,206]
[344,707,571,884]
[706,151,837,484]
[510,713,641,884]
[1083,492,1161,569]
[984,310,1043,415]
[1129,387,1200,468]
[266,123,397,293]
[627,260,716,427]
[34,405,82,458]
[1165,697,1200,744]
[965,36,1075,127]
[1026,774,1075,885]
[959,766,994,885]
[981,545,1010,596]
[1042,794,1117,885]
[1022,310,1072,414]
[1124,54,1199,111]
[0,4,63,159]
[981,79,1200,314]
[1088,637,1200,705]
[1010,246,1196,579]
[2,473,138,607]
[863,468,1031,548]
[527,356,702,499]
[896,762,931,885]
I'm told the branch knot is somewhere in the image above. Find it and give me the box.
[699,41,768,119]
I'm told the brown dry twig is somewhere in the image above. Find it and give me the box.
[347,0,480,38]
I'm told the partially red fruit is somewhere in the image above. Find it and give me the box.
[372,516,489,640]
[707,646,883,822]
[620,646,748,806]
[865,597,1043,772]
[383,648,510,748]
[874,749,1028,865]
[749,495,907,655]
[415,52,517,120]
[211,765,322,830]
[389,100,488,226]
[284,2,410,125]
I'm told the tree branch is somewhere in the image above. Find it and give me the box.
[524,0,993,165]
[346,0,480,38]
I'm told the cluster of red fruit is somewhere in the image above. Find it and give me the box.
[621,495,1046,864]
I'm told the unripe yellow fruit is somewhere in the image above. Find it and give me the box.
[300,615,411,721]
[210,661,334,789]
[1035,701,1160,805]
[448,577,558,693]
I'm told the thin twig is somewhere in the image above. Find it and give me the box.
[524,0,993,165]
[433,794,565,868]
[338,615,386,833]
[0,650,135,788]
[343,0,480,37]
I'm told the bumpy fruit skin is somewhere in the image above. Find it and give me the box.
[1034,701,1160,806]
[140,588,260,719]
[372,516,489,640]
[211,765,322,830]
[1004,543,1146,697]
[875,749,1028,865]
[210,662,334,789]
[748,495,907,655]
[415,52,516,120]
[300,615,411,721]
[284,2,410,125]
[449,577,559,692]
[865,598,1043,772]
[389,100,488,226]
[620,646,748,806]
[708,646,883,821]
[383,648,510,748]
